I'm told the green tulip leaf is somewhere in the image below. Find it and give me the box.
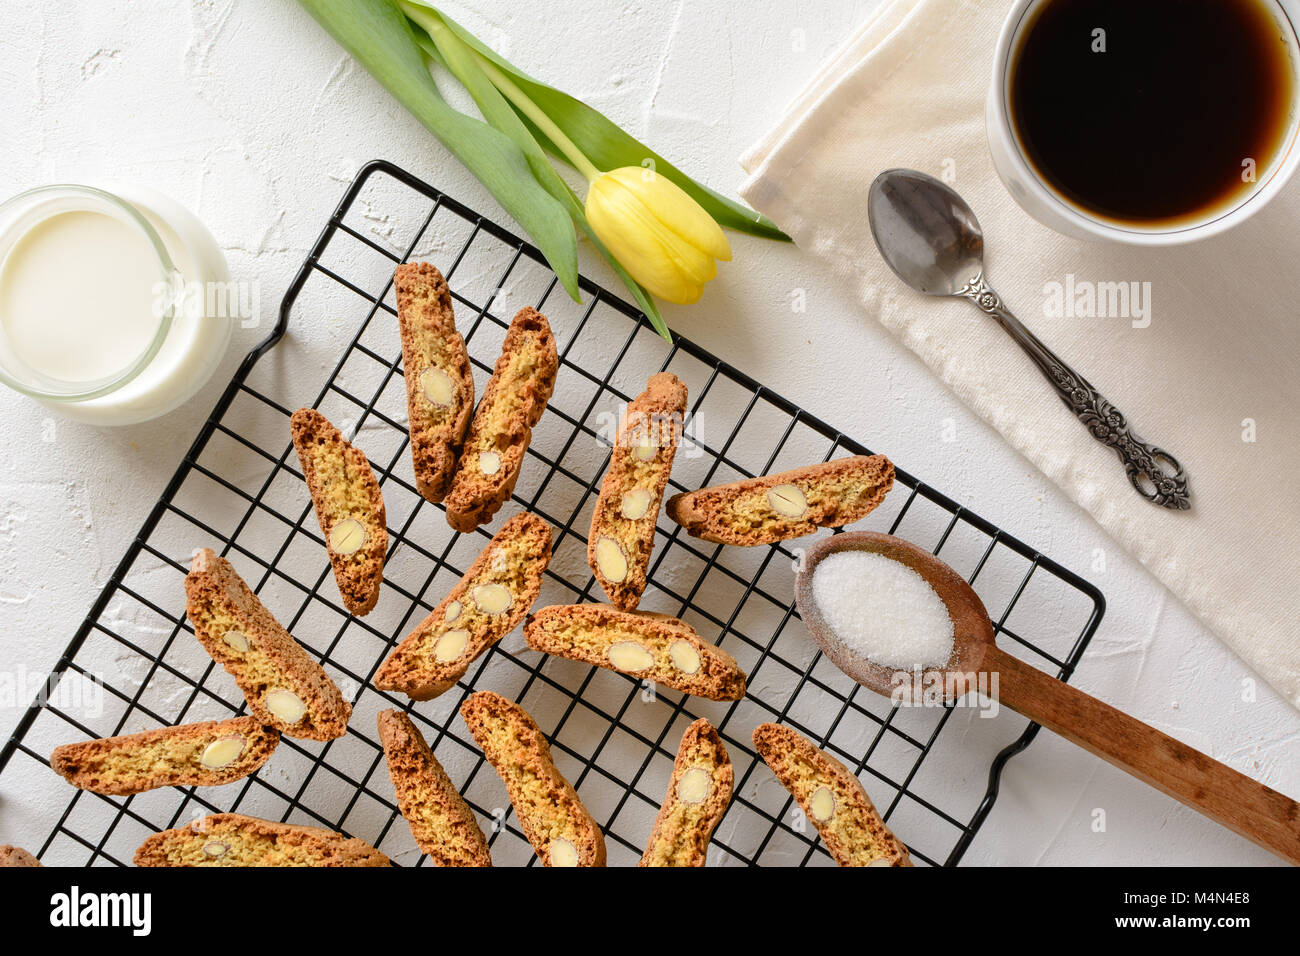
[296,0,581,301]
[407,5,671,340]
[405,7,573,220]
[408,2,790,242]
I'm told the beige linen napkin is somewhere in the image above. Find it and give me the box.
[740,0,1300,709]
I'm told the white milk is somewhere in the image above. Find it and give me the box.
[0,184,233,425]
[0,210,162,384]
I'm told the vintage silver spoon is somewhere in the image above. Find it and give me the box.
[867,168,1189,510]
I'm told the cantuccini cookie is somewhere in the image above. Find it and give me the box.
[667,454,894,547]
[375,512,552,700]
[640,719,732,867]
[134,813,390,867]
[377,709,491,867]
[50,716,279,796]
[753,722,911,867]
[394,262,474,503]
[185,549,352,740]
[525,604,746,701]
[0,845,41,867]
[460,691,606,867]
[290,407,388,615]
[443,307,558,532]
[588,372,688,610]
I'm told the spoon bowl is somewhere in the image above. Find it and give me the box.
[867,168,985,297]
[794,531,994,700]
[794,531,1300,863]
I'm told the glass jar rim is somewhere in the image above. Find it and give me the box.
[0,184,179,402]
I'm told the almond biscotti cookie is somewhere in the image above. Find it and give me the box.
[753,723,911,867]
[394,263,474,503]
[185,549,352,740]
[291,407,388,615]
[588,372,687,610]
[50,716,279,796]
[0,845,41,867]
[374,512,552,700]
[460,691,606,867]
[640,719,732,867]
[666,454,895,547]
[134,813,390,867]
[443,307,558,533]
[525,604,746,701]
[377,709,491,867]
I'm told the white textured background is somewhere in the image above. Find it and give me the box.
[0,0,1295,865]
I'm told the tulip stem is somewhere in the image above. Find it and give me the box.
[470,51,602,183]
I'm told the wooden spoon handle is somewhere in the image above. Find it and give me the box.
[984,645,1300,863]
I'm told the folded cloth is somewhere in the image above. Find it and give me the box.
[740,0,1300,710]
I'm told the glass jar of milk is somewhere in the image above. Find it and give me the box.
[0,184,233,425]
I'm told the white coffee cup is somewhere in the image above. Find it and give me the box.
[986,0,1300,245]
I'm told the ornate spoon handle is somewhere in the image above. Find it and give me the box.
[959,272,1190,510]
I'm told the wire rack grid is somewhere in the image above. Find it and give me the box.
[0,160,1104,867]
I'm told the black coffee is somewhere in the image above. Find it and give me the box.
[1009,0,1296,225]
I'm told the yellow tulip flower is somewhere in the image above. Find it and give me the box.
[585,167,732,305]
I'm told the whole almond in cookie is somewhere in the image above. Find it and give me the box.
[460,691,606,867]
[525,603,746,701]
[443,308,558,533]
[185,548,352,740]
[374,512,552,700]
[394,263,474,504]
[752,722,911,867]
[666,454,894,547]
[134,813,389,867]
[587,372,688,610]
[50,716,280,796]
[640,719,733,867]
[291,407,388,615]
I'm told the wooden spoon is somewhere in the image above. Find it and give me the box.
[794,531,1300,864]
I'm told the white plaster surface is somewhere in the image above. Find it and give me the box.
[0,0,1294,866]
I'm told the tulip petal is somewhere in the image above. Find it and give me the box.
[605,167,733,262]
[587,175,717,304]
[299,0,580,302]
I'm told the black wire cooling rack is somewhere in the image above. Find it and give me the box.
[0,160,1104,867]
